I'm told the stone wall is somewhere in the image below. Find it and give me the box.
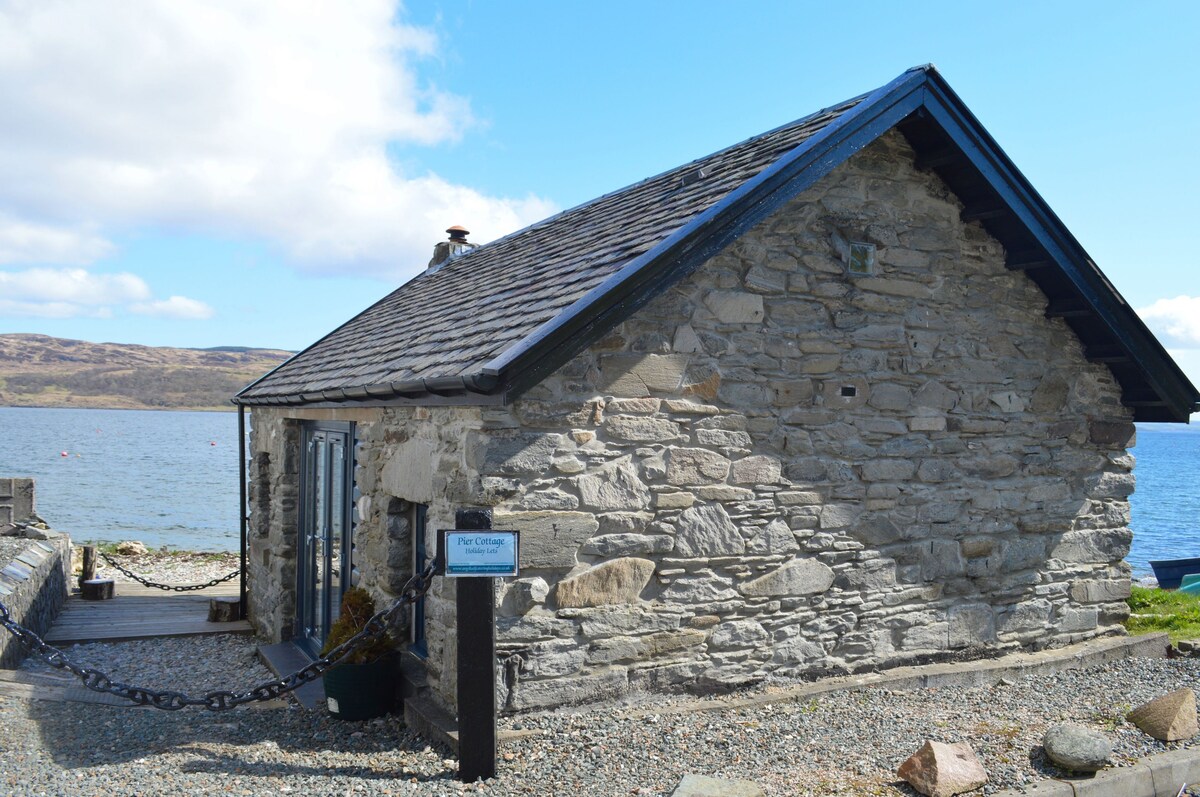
[247,130,1136,715]
[246,413,301,639]
[0,477,36,530]
[475,130,1134,711]
[0,480,71,669]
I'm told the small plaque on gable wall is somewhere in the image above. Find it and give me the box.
[438,530,520,578]
[848,241,876,275]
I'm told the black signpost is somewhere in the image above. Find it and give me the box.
[452,507,497,783]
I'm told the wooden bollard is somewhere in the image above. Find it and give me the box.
[208,597,241,622]
[81,578,114,600]
[79,545,97,590]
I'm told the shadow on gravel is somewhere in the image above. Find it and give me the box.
[23,697,454,778]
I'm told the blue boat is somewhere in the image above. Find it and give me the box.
[1149,557,1200,590]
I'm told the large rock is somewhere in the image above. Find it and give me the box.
[669,773,765,797]
[740,558,834,597]
[674,505,744,557]
[897,740,988,797]
[114,540,148,555]
[555,558,656,608]
[1042,723,1111,772]
[1127,688,1199,741]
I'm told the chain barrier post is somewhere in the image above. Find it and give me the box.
[453,508,496,782]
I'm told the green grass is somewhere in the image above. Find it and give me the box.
[1125,585,1200,641]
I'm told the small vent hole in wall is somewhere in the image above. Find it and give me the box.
[840,385,858,398]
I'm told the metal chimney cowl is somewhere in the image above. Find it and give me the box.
[427,225,477,273]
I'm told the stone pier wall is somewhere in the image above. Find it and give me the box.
[0,477,36,530]
[0,479,71,669]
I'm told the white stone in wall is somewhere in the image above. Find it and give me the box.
[576,459,652,511]
[494,511,599,569]
[704,290,765,324]
[380,437,435,503]
[659,571,740,603]
[746,519,799,555]
[579,534,674,557]
[709,619,768,650]
[674,505,745,557]
[988,390,1027,413]
[605,416,683,443]
[818,504,861,530]
[597,354,690,396]
[948,604,996,648]
[673,324,705,353]
[655,492,696,510]
[740,558,835,597]
[666,448,731,485]
[506,577,549,614]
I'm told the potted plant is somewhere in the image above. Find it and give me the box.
[320,586,396,720]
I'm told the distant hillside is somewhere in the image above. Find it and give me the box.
[0,334,293,411]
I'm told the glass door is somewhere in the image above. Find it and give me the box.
[298,422,353,657]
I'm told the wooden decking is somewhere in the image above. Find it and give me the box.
[44,582,253,645]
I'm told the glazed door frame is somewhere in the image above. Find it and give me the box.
[296,421,354,658]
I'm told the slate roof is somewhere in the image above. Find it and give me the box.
[237,66,1200,422]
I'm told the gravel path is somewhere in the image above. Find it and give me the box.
[3,627,1200,796]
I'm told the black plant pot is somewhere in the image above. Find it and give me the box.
[323,656,395,721]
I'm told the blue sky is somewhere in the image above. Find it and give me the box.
[1,1,1198,387]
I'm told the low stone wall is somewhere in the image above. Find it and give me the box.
[0,478,71,669]
[0,536,71,668]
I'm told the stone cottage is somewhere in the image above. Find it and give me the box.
[234,66,1200,715]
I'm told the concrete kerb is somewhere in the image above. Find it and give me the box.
[616,632,1171,721]
[992,746,1200,797]
[406,632,1172,757]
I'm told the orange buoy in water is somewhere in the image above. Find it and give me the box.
[209,441,216,446]
[60,451,68,457]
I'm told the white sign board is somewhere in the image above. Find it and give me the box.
[440,530,519,578]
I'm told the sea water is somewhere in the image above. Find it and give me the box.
[0,406,239,551]
[0,406,1195,568]
[1129,423,1200,577]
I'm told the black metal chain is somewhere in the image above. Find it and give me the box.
[98,552,240,592]
[0,562,437,711]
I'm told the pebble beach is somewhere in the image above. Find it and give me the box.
[1,549,1199,796]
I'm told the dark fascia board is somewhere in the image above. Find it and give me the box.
[916,72,1200,421]
[482,66,931,398]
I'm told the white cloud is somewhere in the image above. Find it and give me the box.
[0,267,150,305]
[0,214,114,266]
[0,1,555,278]
[0,266,208,320]
[1138,296,1200,348]
[130,296,214,320]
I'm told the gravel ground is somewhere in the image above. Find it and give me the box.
[3,547,1197,795]
[3,631,1200,796]
[85,547,241,587]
